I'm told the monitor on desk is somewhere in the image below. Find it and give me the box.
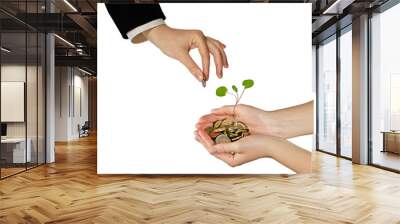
[1,123,7,138]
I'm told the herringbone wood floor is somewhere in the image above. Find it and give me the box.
[1,134,400,224]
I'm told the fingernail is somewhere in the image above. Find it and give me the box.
[196,70,203,81]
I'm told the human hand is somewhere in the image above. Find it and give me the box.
[143,24,228,82]
[194,103,313,173]
[197,101,314,139]
[196,104,283,138]
[195,127,273,167]
[195,123,312,173]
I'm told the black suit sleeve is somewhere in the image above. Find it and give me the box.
[105,4,166,39]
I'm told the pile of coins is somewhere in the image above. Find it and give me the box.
[205,118,250,144]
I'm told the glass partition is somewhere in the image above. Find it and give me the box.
[0,1,46,179]
[38,32,45,165]
[27,31,38,169]
[370,3,400,171]
[317,35,337,155]
[339,28,352,158]
[0,31,28,177]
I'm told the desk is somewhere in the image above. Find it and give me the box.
[382,131,400,154]
[1,138,31,163]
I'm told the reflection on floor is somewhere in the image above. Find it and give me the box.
[0,163,42,178]
[373,150,400,171]
[1,135,400,223]
[1,167,25,178]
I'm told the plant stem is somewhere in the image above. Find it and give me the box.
[237,89,245,104]
[233,89,245,118]
[227,92,237,99]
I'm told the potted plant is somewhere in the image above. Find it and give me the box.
[206,79,254,144]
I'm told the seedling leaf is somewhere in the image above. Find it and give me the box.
[216,86,228,97]
[242,79,254,89]
[232,85,238,93]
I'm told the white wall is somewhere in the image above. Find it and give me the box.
[72,73,89,138]
[55,67,70,141]
[1,65,29,141]
[55,67,89,141]
[1,65,39,138]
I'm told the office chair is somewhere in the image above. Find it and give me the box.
[79,121,90,138]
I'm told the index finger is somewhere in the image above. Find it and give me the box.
[194,36,210,81]
[197,114,228,125]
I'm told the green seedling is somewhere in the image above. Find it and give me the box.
[216,79,254,116]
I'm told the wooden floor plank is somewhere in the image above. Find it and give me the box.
[1,134,400,223]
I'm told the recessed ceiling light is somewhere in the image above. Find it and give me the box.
[63,0,78,12]
[1,47,11,53]
[323,0,354,15]
[54,34,75,48]
[78,67,93,76]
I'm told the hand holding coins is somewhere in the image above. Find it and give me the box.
[201,80,254,144]
[205,118,250,144]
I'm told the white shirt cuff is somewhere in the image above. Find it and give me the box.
[126,18,165,43]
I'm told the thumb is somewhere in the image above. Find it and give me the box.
[211,105,235,116]
[177,52,204,81]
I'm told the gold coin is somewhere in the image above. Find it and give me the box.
[215,134,232,144]
[227,132,239,137]
[221,118,234,127]
[209,120,251,143]
[228,127,238,133]
[236,121,248,130]
[213,120,222,129]
[235,129,243,134]
[213,127,226,132]
[231,136,242,141]
[202,79,206,87]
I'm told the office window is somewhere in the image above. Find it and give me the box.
[318,36,337,154]
[371,3,400,171]
[339,28,352,158]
